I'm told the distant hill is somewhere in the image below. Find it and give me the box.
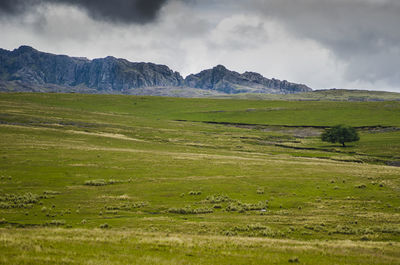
[215,89,400,101]
[0,46,311,96]
[185,65,311,94]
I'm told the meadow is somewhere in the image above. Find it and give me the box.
[0,92,399,264]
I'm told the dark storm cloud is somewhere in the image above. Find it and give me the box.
[0,0,169,23]
[0,0,34,14]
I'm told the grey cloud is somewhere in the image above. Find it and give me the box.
[1,0,400,91]
[0,0,35,14]
[0,0,170,23]
[207,16,270,50]
[246,0,400,86]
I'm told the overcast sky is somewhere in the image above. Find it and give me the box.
[1,0,399,91]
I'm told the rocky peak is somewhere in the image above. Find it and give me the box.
[184,65,247,93]
[14,45,37,53]
[213,64,227,71]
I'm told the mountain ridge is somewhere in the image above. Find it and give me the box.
[0,45,312,96]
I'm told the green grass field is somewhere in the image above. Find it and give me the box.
[217,89,400,101]
[0,93,399,264]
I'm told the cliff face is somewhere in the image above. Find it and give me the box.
[185,65,312,94]
[0,46,183,92]
[0,46,88,86]
[0,46,312,95]
[74,57,184,91]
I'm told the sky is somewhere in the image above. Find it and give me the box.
[1,0,399,92]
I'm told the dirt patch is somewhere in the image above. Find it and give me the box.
[261,127,322,138]
[0,124,145,142]
[66,130,145,142]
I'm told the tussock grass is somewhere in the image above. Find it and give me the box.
[0,175,12,181]
[99,223,110,229]
[355,184,367,189]
[45,220,66,226]
[226,200,268,213]
[104,201,149,211]
[43,191,61,195]
[0,193,40,209]
[168,206,213,214]
[256,187,265,194]
[84,179,124,186]
[203,194,232,203]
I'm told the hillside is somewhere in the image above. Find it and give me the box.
[0,93,399,264]
[216,89,400,101]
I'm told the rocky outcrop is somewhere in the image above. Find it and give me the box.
[0,46,183,92]
[185,65,312,94]
[0,46,312,95]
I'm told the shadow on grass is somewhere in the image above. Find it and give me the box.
[320,145,356,148]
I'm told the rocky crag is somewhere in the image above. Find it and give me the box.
[0,46,312,96]
[185,65,311,94]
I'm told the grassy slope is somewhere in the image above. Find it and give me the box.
[0,93,399,264]
[217,89,400,101]
[1,229,399,265]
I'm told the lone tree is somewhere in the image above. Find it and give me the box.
[321,125,360,147]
